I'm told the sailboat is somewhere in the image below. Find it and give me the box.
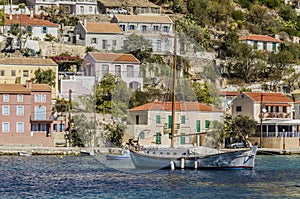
[129,26,258,170]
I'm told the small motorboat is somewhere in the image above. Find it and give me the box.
[18,152,31,157]
[80,150,91,156]
[106,150,131,160]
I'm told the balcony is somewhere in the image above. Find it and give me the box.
[260,112,292,119]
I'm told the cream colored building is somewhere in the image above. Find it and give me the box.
[126,101,223,147]
[0,57,58,99]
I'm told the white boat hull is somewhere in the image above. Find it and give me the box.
[130,146,257,169]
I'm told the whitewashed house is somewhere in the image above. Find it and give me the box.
[240,34,281,52]
[127,101,223,147]
[81,52,143,90]
[3,14,59,41]
[26,0,99,15]
[111,14,174,55]
[73,21,124,51]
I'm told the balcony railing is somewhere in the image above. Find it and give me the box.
[260,112,292,119]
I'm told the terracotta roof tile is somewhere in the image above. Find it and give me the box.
[0,83,51,93]
[218,91,240,96]
[243,92,292,103]
[0,58,57,66]
[89,52,140,63]
[100,0,159,8]
[114,14,172,23]
[240,34,281,43]
[85,23,123,33]
[3,14,59,27]
[128,101,222,112]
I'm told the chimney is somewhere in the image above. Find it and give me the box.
[26,80,32,89]
[30,7,34,19]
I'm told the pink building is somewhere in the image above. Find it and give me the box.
[0,80,54,147]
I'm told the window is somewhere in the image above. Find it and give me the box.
[2,106,10,115]
[253,41,258,49]
[163,26,169,33]
[196,120,200,132]
[41,124,46,131]
[41,95,46,102]
[102,40,108,50]
[156,115,161,124]
[153,25,160,31]
[11,70,16,76]
[157,40,161,52]
[263,42,267,50]
[32,123,38,132]
[42,27,47,34]
[120,24,125,31]
[129,25,135,30]
[2,122,9,132]
[275,106,279,112]
[53,124,57,132]
[35,106,46,120]
[155,132,161,144]
[34,94,40,102]
[102,65,109,76]
[181,115,185,124]
[127,65,133,77]
[115,65,121,77]
[141,25,147,33]
[139,132,145,139]
[205,120,210,129]
[80,6,84,14]
[283,106,287,113]
[136,115,139,125]
[89,6,93,12]
[3,94,9,102]
[236,106,242,112]
[16,122,24,132]
[17,94,23,102]
[0,70,5,76]
[91,38,97,44]
[112,40,116,46]
[180,133,185,145]
[16,106,24,115]
[168,115,172,128]
[60,124,64,131]
[23,70,29,77]
[272,42,277,51]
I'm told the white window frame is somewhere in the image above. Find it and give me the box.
[3,94,9,102]
[16,106,24,115]
[32,123,38,132]
[17,94,23,102]
[16,122,24,133]
[41,95,46,102]
[2,122,10,132]
[2,105,10,115]
[35,94,40,102]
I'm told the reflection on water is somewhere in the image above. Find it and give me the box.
[0,155,299,199]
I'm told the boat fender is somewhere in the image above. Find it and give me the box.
[170,161,175,170]
[181,158,185,169]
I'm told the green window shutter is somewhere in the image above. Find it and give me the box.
[180,133,185,145]
[181,115,185,124]
[156,132,161,144]
[156,115,161,124]
[205,120,210,129]
[196,120,201,132]
[168,115,172,128]
[272,42,276,51]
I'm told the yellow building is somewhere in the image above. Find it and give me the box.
[0,57,58,99]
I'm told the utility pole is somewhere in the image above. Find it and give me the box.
[260,92,263,148]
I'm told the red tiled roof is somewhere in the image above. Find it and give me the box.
[3,14,59,27]
[218,91,240,96]
[0,83,51,93]
[89,52,140,63]
[85,23,123,33]
[114,14,173,23]
[0,58,57,66]
[128,101,222,112]
[240,34,281,43]
[243,92,292,103]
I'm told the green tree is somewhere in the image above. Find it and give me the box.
[122,34,153,63]
[33,68,56,86]
[71,114,96,147]
[102,122,125,147]
[229,115,257,140]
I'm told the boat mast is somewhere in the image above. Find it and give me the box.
[171,23,177,148]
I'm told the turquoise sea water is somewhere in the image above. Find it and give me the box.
[0,155,299,199]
